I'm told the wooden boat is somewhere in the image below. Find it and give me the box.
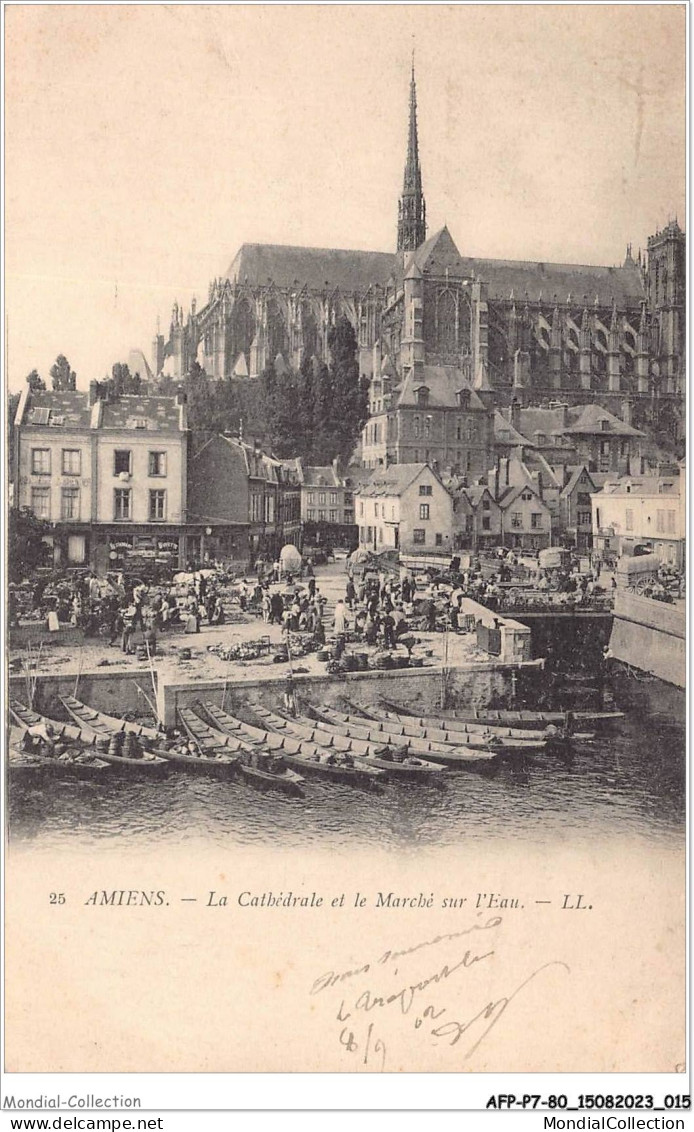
[178,707,304,794]
[201,703,385,785]
[370,699,594,741]
[433,707,624,729]
[90,734,169,772]
[314,706,542,754]
[10,699,95,744]
[249,705,449,777]
[8,723,112,779]
[59,695,162,743]
[158,706,243,776]
[10,701,168,773]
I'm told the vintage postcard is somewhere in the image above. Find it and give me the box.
[2,0,687,1110]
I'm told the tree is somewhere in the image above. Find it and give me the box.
[8,508,52,583]
[49,354,77,391]
[326,316,369,462]
[110,363,142,396]
[26,369,46,392]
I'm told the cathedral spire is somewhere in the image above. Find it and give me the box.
[397,55,427,254]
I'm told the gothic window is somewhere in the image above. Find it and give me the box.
[436,290,457,355]
[300,302,318,361]
[266,297,288,361]
[487,310,509,376]
[231,298,256,369]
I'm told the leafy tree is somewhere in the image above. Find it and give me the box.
[326,316,369,462]
[8,508,52,583]
[26,369,46,392]
[49,354,77,391]
[111,363,142,396]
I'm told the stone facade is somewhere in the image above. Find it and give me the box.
[153,66,685,447]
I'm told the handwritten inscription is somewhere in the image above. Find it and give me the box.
[310,914,570,1070]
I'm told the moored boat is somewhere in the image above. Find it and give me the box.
[249,705,449,777]
[434,707,624,729]
[91,731,170,772]
[314,706,542,754]
[370,700,593,741]
[59,694,162,743]
[201,703,385,785]
[8,722,112,779]
[178,706,304,794]
[10,699,95,745]
[160,706,243,776]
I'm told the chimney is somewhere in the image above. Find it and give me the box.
[621,399,633,427]
[88,380,101,406]
[511,398,521,433]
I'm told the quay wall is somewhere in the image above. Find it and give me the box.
[9,668,160,722]
[459,597,532,663]
[162,659,544,728]
[609,592,685,688]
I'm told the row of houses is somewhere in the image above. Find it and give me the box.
[12,383,304,573]
[355,462,557,556]
[13,380,684,574]
[354,457,685,563]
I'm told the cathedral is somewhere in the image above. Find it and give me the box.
[152,63,685,451]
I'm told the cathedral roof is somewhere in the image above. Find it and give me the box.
[409,226,646,308]
[225,243,395,292]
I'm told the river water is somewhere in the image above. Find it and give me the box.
[7,673,685,855]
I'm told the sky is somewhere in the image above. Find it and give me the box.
[4,3,686,392]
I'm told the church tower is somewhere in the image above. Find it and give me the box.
[397,59,427,254]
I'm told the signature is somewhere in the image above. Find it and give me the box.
[309,915,570,1070]
[429,960,571,1061]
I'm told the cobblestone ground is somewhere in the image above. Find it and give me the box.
[9,562,489,688]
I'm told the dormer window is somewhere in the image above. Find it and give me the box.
[456,389,470,409]
[535,432,546,445]
[416,386,430,407]
[600,419,610,432]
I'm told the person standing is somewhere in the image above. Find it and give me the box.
[121,605,136,653]
[132,581,147,631]
[333,599,347,635]
[382,610,396,650]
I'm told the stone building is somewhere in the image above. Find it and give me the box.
[187,434,301,567]
[355,463,453,555]
[152,64,685,445]
[591,466,685,567]
[13,381,189,574]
